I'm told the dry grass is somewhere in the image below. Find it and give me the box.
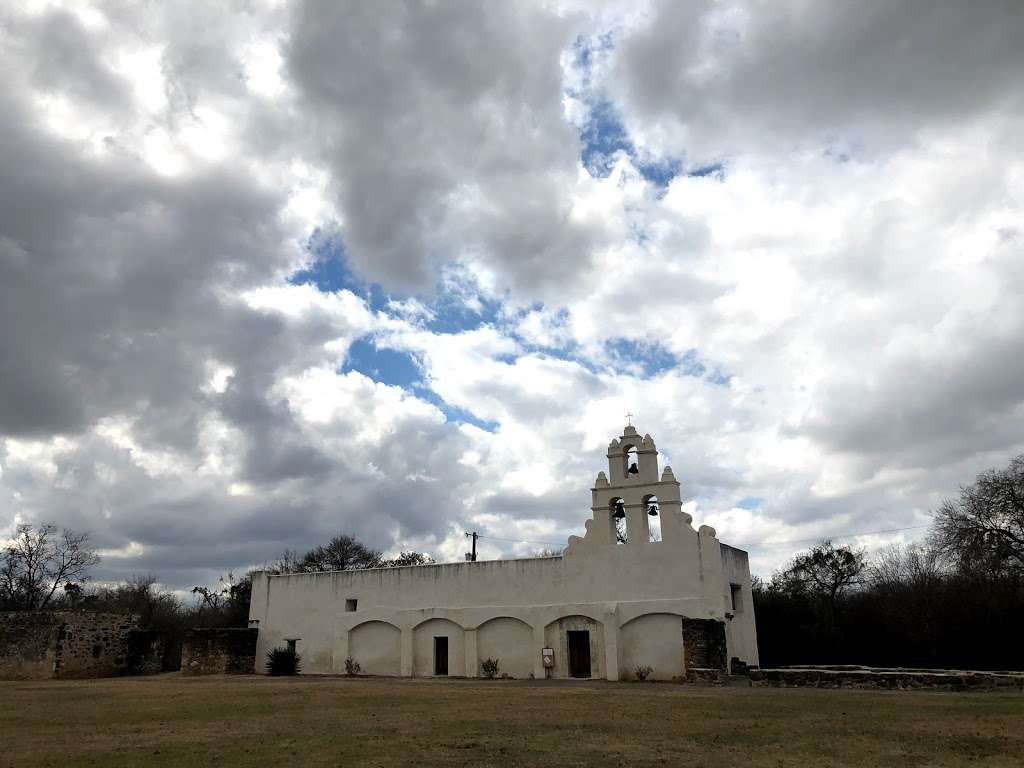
[2,674,1022,767]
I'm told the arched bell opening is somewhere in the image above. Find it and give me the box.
[623,445,639,478]
[609,497,627,545]
[644,494,662,543]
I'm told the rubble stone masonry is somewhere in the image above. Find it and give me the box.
[0,611,162,679]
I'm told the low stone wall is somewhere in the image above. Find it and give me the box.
[0,611,161,680]
[749,666,1024,691]
[181,628,258,675]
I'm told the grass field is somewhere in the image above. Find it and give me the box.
[2,675,1022,767]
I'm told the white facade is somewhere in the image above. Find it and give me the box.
[248,426,759,680]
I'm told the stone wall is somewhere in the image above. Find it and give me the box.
[0,611,59,679]
[0,611,162,679]
[682,618,727,673]
[749,666,1024,691]
[181,628,258,675]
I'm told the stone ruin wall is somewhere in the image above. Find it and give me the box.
[682,618,727,674]
[181,628,258,675]
[0,611,59,679]
[0,611,164,680]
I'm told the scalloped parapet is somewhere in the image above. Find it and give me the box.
[698,524,717,539]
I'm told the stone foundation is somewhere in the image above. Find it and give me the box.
[181,628,258,675]
[749,666,1024,691]
[0,611,162,680]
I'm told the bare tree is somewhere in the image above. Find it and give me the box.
[266,549,304,575]
[265,538,431,574]
[299,534,383,572]
[1,523,100,610]
[932,455,1024,575]
[787,540,866,613]
[381,551,434,567]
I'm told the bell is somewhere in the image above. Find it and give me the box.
[628,462,639,475]
[648,505,658,516]
[613,502,626,519]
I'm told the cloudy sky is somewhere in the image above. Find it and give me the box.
[2,0,1022,591]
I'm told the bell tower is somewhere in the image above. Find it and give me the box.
[586,425,688,547]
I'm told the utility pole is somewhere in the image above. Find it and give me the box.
[464,531,478,562]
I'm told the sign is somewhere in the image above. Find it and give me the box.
[542,647,554,668]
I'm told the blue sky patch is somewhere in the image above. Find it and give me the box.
[342,338,422,390]
[689,162,725,179]
[607,338,679,378]
[737,496,764,510]
[579,98,634,178]
[289,230,388,312]
[419,390,499,432]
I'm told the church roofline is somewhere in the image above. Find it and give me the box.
[253,553,565,579]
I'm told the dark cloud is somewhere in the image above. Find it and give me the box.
[615,0,1024,160]
[286,0,599,293]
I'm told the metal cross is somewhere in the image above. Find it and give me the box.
[625,411,634,426]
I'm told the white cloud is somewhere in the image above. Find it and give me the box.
[1,0,1022,589]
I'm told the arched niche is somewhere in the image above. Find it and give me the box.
[619,613,685,681]
[476,616,533,679]
[543,614,604,679]
[348,620,401,676]
[413,618,464,677]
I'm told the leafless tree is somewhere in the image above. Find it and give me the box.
[1,523,100,610]
[381,551,434,567]
[298,534,383,572]
[788,539,866,613]
[932,455,1024,575]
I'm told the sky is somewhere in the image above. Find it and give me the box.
[1,0,1022,592]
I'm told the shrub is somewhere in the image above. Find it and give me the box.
[266,647,301,676]
[345,657,361,676]
[633,664,653,682]
[481,658,500,679]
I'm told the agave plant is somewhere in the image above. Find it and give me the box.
[266,646,301,676]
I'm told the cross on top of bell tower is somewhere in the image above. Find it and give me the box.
[582,425,684,550]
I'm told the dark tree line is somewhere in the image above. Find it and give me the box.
[754,454,1024,670]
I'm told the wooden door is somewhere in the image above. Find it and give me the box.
[567,630,591,678]
[434,636,448,676]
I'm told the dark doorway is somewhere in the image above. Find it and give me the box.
[567,630,591,678]
[434,636,448,676]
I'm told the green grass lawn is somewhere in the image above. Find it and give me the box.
[2,675,1022,767]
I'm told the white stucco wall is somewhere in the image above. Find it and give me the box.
[248,426,759,679]
[348,620,401,676]
[619,613,686,681]
[720,544,760,667]
[476,617,533,678]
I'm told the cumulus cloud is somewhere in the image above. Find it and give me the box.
[1,0,1022,590]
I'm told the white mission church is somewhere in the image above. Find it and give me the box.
[248,425,759,680]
